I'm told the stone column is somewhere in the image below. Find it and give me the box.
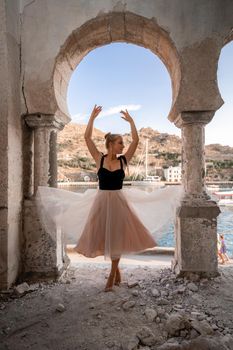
[25,114,64,192]
[172,111,221,278]
[182,122,205,197]
[22,121,34,199]
[22,113,69,281]
[49,130,58,188]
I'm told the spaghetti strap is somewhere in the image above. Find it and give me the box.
[119,156,123,169]
[119,155,127,169]
[121,155,127,165]
[100,153,105,168]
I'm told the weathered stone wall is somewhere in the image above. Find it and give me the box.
[21,114,69,281]
[172,202,220,277]
[22,199,68,281]
[0,0,22,289]
[0,0,9,290]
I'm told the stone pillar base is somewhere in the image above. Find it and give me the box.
[20,199,70,283]
[172,199,221,278]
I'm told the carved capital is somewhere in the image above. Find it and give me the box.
[24,113,69,131]
[174,111,215,128]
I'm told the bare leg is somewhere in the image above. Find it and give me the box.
[218,252,225,264]
[114,266,121,286]
[104,258,120,292]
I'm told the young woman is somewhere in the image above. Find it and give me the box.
[36,105,183,292]
[74,105,157,291]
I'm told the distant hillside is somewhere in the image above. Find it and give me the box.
[57,123,233,182]
[205,144,233,161]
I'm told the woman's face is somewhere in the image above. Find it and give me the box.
[111,137,125,154]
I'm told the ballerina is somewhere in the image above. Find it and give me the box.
[35,105,183,292]
[73,105,157,291]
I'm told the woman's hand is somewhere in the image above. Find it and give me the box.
[90,104,102,119]
[120,109,133,123]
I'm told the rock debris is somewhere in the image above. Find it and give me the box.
[1,263,233,349]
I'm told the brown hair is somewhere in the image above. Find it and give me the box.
[104,132,122,149]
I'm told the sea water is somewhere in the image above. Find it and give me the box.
[157,207,233,258]
[62,184,233,258]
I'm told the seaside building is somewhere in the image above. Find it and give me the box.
[164,164,182,182]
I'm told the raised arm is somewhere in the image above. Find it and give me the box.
[120,109,139,163]
[84,105,102,163]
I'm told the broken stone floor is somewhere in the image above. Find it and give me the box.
[1,253,233,350]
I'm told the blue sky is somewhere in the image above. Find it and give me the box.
[67,42,233,146]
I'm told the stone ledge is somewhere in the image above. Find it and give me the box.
[177,202,221,219]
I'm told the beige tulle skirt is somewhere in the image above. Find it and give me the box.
[74,189,156,259]
[36,185,183,261]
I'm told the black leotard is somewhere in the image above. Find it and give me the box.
[97,154,127,190]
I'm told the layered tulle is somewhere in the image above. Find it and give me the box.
[35,185,184,260]
[74,189,157,259]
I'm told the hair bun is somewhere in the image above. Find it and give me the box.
[104,132,111,139]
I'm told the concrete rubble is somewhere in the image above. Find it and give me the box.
[1,262,233,350]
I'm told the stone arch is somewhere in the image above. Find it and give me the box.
[53,12,181,122]
[223,28,233,46]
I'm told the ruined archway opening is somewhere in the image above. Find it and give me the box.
[205,39,233,259]
[53,12,181,123]
[52,11,182,269]
[56,40,181,266]
[63,41,180,183]
[206,40,233,148]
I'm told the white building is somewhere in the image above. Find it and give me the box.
[164,164,182,182]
